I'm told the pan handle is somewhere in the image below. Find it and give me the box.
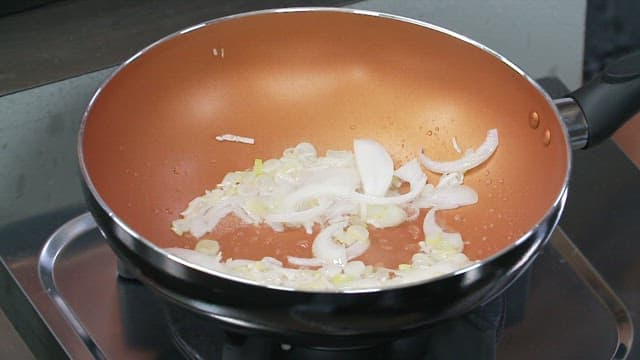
[557,51,640,149]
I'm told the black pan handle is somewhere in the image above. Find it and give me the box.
[567,50,640,149]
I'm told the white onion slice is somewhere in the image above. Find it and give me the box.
[346,238,371,260]
[415,184,478,210]
[215,134,255,144]
[451,137,462,154]
[423,208,443,236]
[189,202,236,238]
[285,179,426,208]
[233,207,258,224]
[437,173,464,188]
[395,159,427,185]
[261,257,284,267]
[325,202,360,223]
[265,199,331,224]
[282,183,356,211]
[347,159,427,205]
[312,221,348,266]
[422,208,463,251]
[300,167,361,188]
[280,167,359,210]
[353,139,394,196]
[287,256,324,267]
[420,129,498,174]
[349,188,417,205]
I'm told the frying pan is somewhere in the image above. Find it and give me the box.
[78,8,640,346]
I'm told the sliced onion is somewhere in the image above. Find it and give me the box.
[301,167,361,188]
[282,183,355,211]
[348,188,420,205]
[266,221,285,232]
[420,129,498,174]
[365,204,407,228]
[346,238,371,260]
[265,198,330,224]
[171,137,483,290]
[287,256,324,267]
[190,202,236,238]
[412,172,475,209]
[281,167,359,209]
[395,159,428,185]
[325,202,360,223]
[343,261,366,277]
[451,136,462,154]
[225,259,255,267]
[233,207,258,224]
[422,208,463,251]
[312,221,348,266]
[422,208,439,239]
[261,256,284,267]
[405,206,420,221]
[293,142,317,160]
[437,173,464,188]
[414,184,478,210]
[353,139,394,196]
[284,180,425,209]
[348,159,426,205]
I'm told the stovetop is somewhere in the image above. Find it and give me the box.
[1,69,638,359]
[34,212,631,359]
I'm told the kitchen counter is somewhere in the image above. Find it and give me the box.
[0,0,585,96]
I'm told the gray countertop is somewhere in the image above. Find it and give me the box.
[0,0,356,96]
[0,0,585,96]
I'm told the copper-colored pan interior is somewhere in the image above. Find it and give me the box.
[82,10,568,265]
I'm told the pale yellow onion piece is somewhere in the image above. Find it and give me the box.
[353,139,394,196]
[195,239,220,255]
[335,224,369,246]
[419,129,499,174]
[336,225,371,260]
[365,204,407,228]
